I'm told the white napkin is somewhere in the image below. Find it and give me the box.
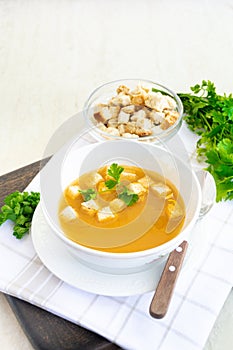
[0,126,233,350]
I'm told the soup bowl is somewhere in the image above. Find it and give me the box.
[40,139,202,274]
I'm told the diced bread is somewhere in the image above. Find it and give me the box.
[60,206,77,221]
[97,206,115,222]
[110,198,126,213]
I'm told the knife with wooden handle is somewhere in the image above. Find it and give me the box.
[149,240,188,319]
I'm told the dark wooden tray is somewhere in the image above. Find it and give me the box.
[0,160,121,350]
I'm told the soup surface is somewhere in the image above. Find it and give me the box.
[59,164,185,253]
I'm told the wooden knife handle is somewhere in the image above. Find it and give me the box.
[149,240,188,319]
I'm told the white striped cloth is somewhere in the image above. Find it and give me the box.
[0,126,233,350]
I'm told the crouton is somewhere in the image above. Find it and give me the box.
[67,185,81,199]
[97,122,107,132]
[122,133,139,139]
[79,172,103,189]
[97,206,115,222]
[135,126,152,137]
[165,95,177,109]
[105,127,120,137]
[131,109,147,121]
[160,119,172,130]
[151,183,172,197]
[118,124,126,135]
[116,85,130,95]
[166,200,184,219]
[109,105,120,118]
[118,110,130,124]
[144,91,161,109]
[127,182,147,195]
[138,176,154,189]
[120,171,137,182]
[93,105,112,123]
[97,181,116,201]
[131,94,145,105]
[110,94,131,107]
[60,206,77,221]
[121,105,135,114]
[110,198,126,213]
[81,199,99,217]
[149,111,165,125]
[107,118,118,128]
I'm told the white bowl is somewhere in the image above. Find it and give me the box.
[40,140,201,274]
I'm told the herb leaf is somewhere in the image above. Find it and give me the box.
[105,179,118,189]
[105,163,124,189]
[178,80,233,202]
[118,187,139,206]
[0,191,40,239]
[79,188,97,201]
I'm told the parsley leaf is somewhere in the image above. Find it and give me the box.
[79,188,97,201]
[178,80,233,202]
[105,163,124,189]
[105,179,118,189]
[118,187,139,206]
[0,191,40,239]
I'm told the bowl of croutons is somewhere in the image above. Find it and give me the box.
[84,79,183,143]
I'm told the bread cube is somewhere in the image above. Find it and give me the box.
[122,133,139,139]
[138,176,154,189]
[67,185,81,199]
[121,105,135,114]
[97,206,115,222]
[127,182,147,196]
[97,181,116,201]
[80,172,103,189]
[120,171,137,182]
[151,183,172,197]
[131,109,146,121]
[116,85,130,95]
[60,206,77,221]
[149,111,165,125]
[110,94,131,107]
[110,198,126,213]
[93,104,112,123]
[81,199,99,217]
[118,110,130,124]
[105,127,120,136]
[109,105,120,118]
[166,200,184,219]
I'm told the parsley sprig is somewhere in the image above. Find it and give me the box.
[105,163,124,189]
[79,188,97,201]
[0,191,40,239]
[118,186,139,206]
[178,80,233,202]
[80,164,139,207]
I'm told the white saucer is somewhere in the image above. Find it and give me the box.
[31,204,208,296]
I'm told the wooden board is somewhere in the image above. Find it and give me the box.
[0,160,121,350]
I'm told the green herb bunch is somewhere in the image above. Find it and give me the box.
[178,80,233,202]
[0,191,40,238]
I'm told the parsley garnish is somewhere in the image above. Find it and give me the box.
[0,191,40,239]
[79,188,97,201]
[118,186,139,206]
[104,164,139,206]
[178,80,233,202]
[105,163,124,189]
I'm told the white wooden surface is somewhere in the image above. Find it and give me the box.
[0,0,232,349]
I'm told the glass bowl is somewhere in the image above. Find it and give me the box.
[83,79,183,143]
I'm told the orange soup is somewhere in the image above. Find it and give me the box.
[59,164,185,253]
